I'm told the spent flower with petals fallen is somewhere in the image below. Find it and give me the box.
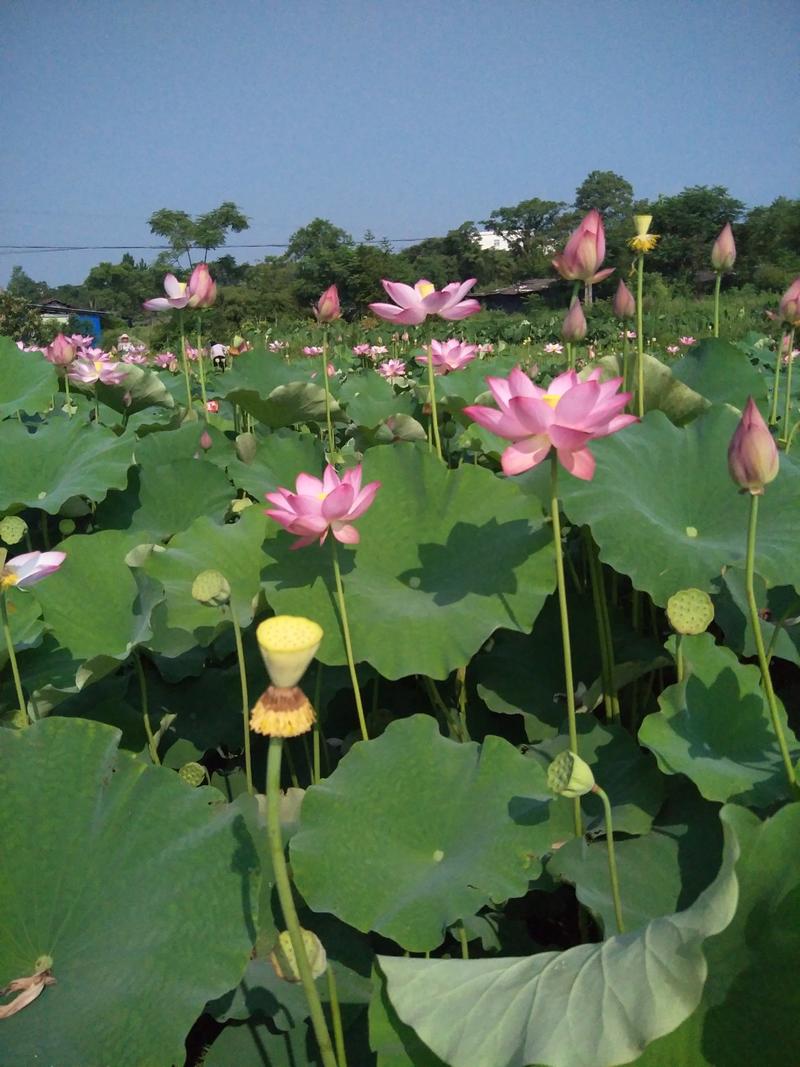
[543,342,564,355]
[464,366,636,480]
[143,263,217,311]
[416,339,477,374]
[369,278,480,325]
[628,214,660,254]
[0,550,66,592]
[265,464,381,549]
[679,336,696,346]
[313,284,341,323]
[552,210,614,284]
[68,357,127,385]
[377,359,407,379]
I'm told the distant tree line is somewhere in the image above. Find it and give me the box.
[3,174,798,342]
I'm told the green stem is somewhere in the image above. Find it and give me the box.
[330,539,368,742]
[179,314,194,413]
[455,665,471,741]
[713,273,722,338]
[426,351,443,461]
[265,738,338,1067]
[592,784,625,935]
[63,371,71,412]
[675,635,684,684]
[134,650,159,764]
[423,676,463,742]
[744,493,797,788]
[321,329,336,457]
[230,609,254,795]
[39,511,50,551]
[326,966,348,1067]
[196,315,208,410]
[635,255,645,419]
[1,590,29,724]
[566,341,573,370]
[584,528,619,722]
[769,333,784,427]
[550,455,582,836]
[458,922,470,960]
[621,331,630,399]
[781,327,796,444]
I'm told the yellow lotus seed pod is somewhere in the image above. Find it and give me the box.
[270,929,327,983]
[256,616,323,688]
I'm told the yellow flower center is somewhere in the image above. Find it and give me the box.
[94,360,105,372]
[416,282,435,298]
[542,393,560,408]
[0,571,19,590]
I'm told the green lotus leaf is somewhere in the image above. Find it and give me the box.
[0,338,59,417]
[0,585,44,668]
[291,715,562,952]
[431,354,519,413]
[227,427,325,500]
[556,407,800,605]
[379,805,743,1067]
[95,362,175,414]
[262,444,555,680]
[638,633,799,807]
[204,1020,317,1066]
[670,338,768,408]
[714,566,800,667]
[0,417,134,513]
[338,373,414,426]
[0,717,259,1067]
[369,970,447,1067]
[133,420,234,470]
[223,348,342,428]
[598,351,709,425]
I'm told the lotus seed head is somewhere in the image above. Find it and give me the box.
[546,750,595,798]
[667,588,714,635]
[191,569,231,607]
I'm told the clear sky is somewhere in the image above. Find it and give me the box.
[1,0,798,285]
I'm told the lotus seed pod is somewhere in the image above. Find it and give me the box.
[256,616,323,688]
[58,519,76,537]
[191,569,231,607]
[235,432,258,464]
[0,516,28,545]
[178,762,206,787]
[547,750,595,798]
[667,588,714,635]
[270,928,327,983]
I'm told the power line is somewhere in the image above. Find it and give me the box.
[0,237,439,256]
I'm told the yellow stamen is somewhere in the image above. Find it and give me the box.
[542,393,560,408]
[628,234,660,253]
[249,686,317,737]
[416,282,435,298]
[0,571,19,590]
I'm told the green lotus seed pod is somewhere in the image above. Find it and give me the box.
[667,588,714,635]
[58,518,76,536]
[270,928,327,982]
[0,516,28,545]
[547,750,595,798]
[191,569,231,607]
[178,762,206,788]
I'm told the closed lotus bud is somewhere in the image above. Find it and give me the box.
[45,333,76,366]
[270,929,327,983]
[612,279,636,320]
[777,277,800,327]
[191,569,231,607]
[711,222,736,273]
[314,284,341,323]
[547,750,595,798]
[199,431,213,451]
[561,301,587,343]
[187,263,217,308]
[256,616,323,688]
[728,397,779,495]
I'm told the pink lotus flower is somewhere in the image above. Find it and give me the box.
[265,464,381,549]
[711,223,736,272]
[352,343,372,357]
[206,400,219,413]
[612,279,636,320]
[44,334,77,366]
[314,284,341,323]
[303,346,324,356]
[679,336,696,346]
[666,345,680,355]
[777,277,800,327]
[416,339,478,374]
[310,363,336,379]
[269,340,289,352]
[68,333,94,347]
[369,279,481,326]
[0,550,66,591]
[68,358,127,385]
[543,342,564,355]
[728,397,778,494]
[122,352,148,365]
[552,210,614,285]
[478,343,494,354]
[562,302,587,343]
[369,345,388,359]
[143,263,217,312]
[377,359,407,379]
[463,366,636,480]
[154,352,176,368]
[16,341,44,353]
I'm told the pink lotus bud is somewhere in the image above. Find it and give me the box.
[561,301,587,343]
[711,223,736,272]
[314,284,341,323]
[187,263,217,308]
[728,397,779,494]
[206,399,219,414]
[777,277,800,327]
[199,430,213,451]
[45,333,77,366]
[552,210,614,285]
[612,279,636,320]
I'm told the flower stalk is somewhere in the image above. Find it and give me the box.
[592,783,625,934]
[781,328,796,445]
[1,591,28,724]
[330,539,369,742]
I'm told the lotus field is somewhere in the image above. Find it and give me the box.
[2,214,800,1067]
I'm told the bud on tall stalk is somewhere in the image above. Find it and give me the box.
[728,397,779,494]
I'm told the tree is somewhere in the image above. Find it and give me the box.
[284,219,356,309]
[6,265,49,302]
[574,170,634,224]
[482,198,566,261]
[0,291,53,344]
[647,185,746,279]
[738,197,800,287]
[147,201,249,266]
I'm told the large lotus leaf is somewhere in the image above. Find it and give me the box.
[528,717,665,836]
[0,417,134,513]
[227,426,325,499]
[262,444,555,679]
[714,565,800,666]
[630,804,800,1067]
[31,530,159,659]
[338,374,415,426]
[205,1020,319,1066]
[557,406,800,604]
[0,338,59,417]
[95,362,175,414]
[379,806,743,1067]
[670,338,767,408]
[0,585,43,664]
[291,715,562,952]
[133,419,234,470]
[549,783,723,934]
[138,504,267,656]
[638,633,799,807]
[223,348,342,428]
[95,457,234,539]
[0,718,258,1067]
[369,971,447,1067]
[597,351,708,425]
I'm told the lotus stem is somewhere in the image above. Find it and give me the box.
[1,591,29,724]
[584,528,619,721]
[330,539,368,741]
[326,966,348,1067]
[179,314,194,413]
[321,328,336,457]
[134,650,159,764]
[229,608,254,795]
[592,783,625,934]
[713,272,722,338]
[457,922,470,960]
[781,328,796,445]
[265,737,338,1067]
[425,350,443,460]
[196,315,208,410]
[635,255,645,419]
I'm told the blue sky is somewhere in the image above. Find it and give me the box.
[1,0,797,285]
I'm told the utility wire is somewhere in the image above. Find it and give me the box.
[0,237,438,256]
